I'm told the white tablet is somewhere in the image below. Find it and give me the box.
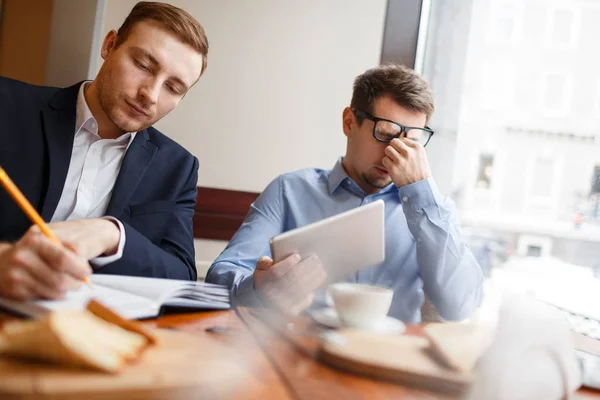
[269,200,385,284]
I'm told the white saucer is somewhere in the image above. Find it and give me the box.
[309,308,405,335]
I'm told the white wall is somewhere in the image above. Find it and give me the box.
[97,1,387,273]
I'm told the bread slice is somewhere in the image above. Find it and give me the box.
[0,311,149,373]
[424,322,494,373]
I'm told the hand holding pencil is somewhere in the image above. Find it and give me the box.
[0,166,92,300]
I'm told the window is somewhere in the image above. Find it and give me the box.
[590,165,600,195]
[527,245,542,257]
[475,154,494,190]
[538,73,573,116]
[517,235,553,257]
[544,5,581,50]
[485,1,523,45]
[529,157,554,198]
[588,166,600,222]
[480,62,515,110]
[523,151,563,218]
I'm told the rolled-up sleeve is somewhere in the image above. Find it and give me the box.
[399,178,483,320]
[205,176,286,307]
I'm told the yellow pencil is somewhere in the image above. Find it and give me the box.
[0,166,92,286]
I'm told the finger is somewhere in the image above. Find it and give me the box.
[270,253,301,279]
[256,256,274,271]
[61,274,83,291]
[3,268,34,301]
[13,247,65,290]
[309,259,328,287]
[294,256,327,293]
[30,276,67,300]
[271,256,324,308]
[288,255,322,282]
[382,156,394,170]
[399,136,419,148]
[27,225,41,234]
[384,145,403,164]
[29,235,92,279]
[390,138,411,152]
[5,267,63,301]
[6,256,67,299]
[260,254,318,310]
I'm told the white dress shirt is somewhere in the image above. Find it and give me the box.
[51,82,135,266]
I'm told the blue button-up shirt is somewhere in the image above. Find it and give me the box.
[206,158,483,322]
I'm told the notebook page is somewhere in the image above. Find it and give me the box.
[169,287,230,300]
[163,297,230,309]
[91,275,184,304]
[36,284,159,320]
[91,274,229,306]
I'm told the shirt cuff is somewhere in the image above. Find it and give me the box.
[398,177,443,210]
[232,274,266,308]
[90,217,126,268]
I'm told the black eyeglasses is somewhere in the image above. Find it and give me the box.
[353,109,434,147]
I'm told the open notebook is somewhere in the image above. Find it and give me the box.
[0,274,230,320]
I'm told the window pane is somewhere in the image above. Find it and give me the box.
[530,157,554,197]
[543,74,567,111]
[486,2,520,44]
[550,8,575,45]
[476,154,494,189]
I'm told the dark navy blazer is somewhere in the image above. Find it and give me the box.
[0,77,198,280]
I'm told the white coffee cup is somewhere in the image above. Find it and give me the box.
[329,283,393,329]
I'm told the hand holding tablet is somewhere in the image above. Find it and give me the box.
[254,201,385,315]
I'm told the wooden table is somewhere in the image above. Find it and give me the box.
[1,308,599,399]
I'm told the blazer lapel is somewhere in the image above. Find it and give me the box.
[105,129,157,218]
[40,83,82,221]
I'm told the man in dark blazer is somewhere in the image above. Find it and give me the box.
[0,2,208,300]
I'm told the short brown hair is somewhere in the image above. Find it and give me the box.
[350,64,434,124]
[116,1,209,76]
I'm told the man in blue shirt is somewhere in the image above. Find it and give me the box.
[206,65,483,322]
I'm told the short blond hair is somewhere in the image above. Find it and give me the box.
[116,2,209,76]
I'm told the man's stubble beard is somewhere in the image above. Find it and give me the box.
[362,171,392,191]
[96,74,152,134]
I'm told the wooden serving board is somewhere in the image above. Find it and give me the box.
[0,329,250,400]
[318,329,473,395]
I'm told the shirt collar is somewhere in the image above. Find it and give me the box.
[75,81,95,136]
[327,157,348,195]
[75,81,137,146]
